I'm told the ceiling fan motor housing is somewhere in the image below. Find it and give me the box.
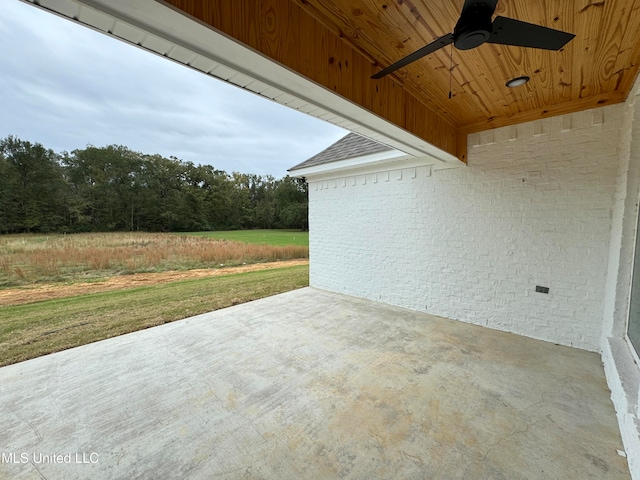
[454,3,493,50]
[371,0,576,80]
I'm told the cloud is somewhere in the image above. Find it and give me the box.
[0,1,345,176]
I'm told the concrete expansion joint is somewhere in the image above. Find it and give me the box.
[480,417,543,462]
[480,387,558,463]
[14,412,43,442]
[523,384,560,413]
[431,437,460,454]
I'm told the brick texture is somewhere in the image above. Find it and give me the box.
[308,104,625,352]
[602,81,640,479]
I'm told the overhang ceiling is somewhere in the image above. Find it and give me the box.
[162,0,640,162]
[22,0,640,164]
[295,0,640,131]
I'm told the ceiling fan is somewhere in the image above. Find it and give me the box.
[371,0,575,80]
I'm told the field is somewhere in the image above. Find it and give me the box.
[0,231,308,287]
[0,231,309,366]
[182,229,308,247]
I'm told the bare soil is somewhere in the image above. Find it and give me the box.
[0,260,309,307]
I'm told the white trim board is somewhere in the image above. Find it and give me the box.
[289,150,428,179]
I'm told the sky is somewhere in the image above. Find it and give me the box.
[0,1,346,177]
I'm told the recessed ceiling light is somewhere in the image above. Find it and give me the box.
[506,76,530,88]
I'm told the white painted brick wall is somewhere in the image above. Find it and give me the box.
[308,104,625,352]
[601,78,640,480]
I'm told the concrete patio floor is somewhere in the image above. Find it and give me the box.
[0,287,630,479]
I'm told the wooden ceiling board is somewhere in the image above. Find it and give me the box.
[297,0,470,122]
[604,0,640,96]
[619,3,640,95]
[163,0,640,159]
[590,1,625,97]
[295,0,640,129]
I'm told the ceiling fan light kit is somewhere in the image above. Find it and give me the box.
[371,0,576,86]
[506,76,530,88]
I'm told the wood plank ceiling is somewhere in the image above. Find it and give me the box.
[162,1,640,162]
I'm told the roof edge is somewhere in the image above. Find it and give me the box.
[290,151,436,178]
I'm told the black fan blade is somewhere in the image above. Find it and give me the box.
[461,0,498,16]
[488,16,575,50]
[371,33,454,79]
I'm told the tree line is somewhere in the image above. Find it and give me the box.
[0,135,308,234]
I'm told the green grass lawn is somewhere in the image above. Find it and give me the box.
[0,265,309,367]
[182,229,309,247]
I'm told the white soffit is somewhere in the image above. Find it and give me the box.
[22,0,462,168]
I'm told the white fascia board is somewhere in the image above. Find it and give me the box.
[24,0,463,168]
[290,151,444,181]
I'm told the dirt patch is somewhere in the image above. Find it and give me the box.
[0,260,309,307]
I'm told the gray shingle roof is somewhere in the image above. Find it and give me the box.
[289,133,393,171]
